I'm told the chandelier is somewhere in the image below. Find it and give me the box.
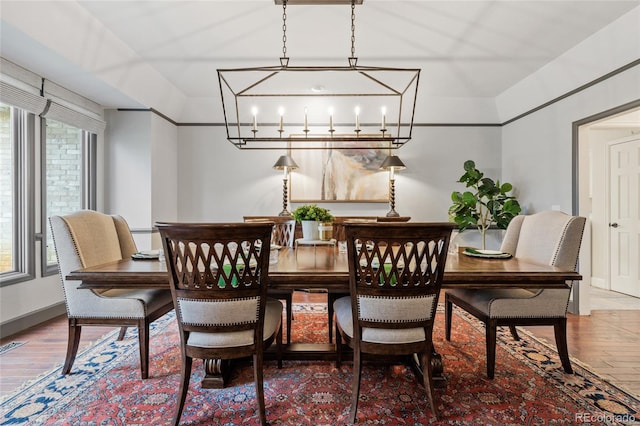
[217,0,420,150]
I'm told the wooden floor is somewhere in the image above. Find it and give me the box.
[1,290,639,399]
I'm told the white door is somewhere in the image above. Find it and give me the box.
[608,136,640,297]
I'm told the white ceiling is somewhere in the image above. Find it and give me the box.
[1,0,639,123]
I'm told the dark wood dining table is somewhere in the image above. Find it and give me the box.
[68,246,581,388]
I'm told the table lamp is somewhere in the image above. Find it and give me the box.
[273,155,299,216]
[380,155,406,217]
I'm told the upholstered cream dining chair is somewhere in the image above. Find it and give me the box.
[49,210,174,379]
[445,210,586,379]
[334,222,455,423]
[157,222,283,426]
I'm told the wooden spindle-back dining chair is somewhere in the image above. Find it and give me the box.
[244,216,295,344]
[327,216,411,343]
[334,222,455,423]
[157,222,283,426]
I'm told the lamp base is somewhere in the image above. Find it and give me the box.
[278,209,292,217]
[385,209,400,217]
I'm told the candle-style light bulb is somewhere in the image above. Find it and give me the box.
[389,166,395,180]
[278,107,284,132]
[251,106,258,131]
[304,107,309,132]
[355,106,361,131]
[328,107,334,132]
[381,106,387,131]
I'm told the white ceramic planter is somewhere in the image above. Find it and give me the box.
[300,220,319,240]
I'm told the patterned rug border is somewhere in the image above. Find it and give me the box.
[514,322,640,402]
[1,303,638,425]
[0,342,26,356]
[452,309,640,425]
[0,314,173,424]
[291,302,328,314]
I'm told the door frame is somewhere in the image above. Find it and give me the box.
[572,99,640,314]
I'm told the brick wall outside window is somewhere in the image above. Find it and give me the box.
[45,120,83,264]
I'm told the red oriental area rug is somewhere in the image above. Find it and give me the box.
[1,304,638,425]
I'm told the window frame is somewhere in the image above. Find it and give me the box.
[40,118,97,277]
[0,105,36,286]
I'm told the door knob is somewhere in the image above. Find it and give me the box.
[609,223,619,228]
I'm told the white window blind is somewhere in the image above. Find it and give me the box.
[0,58,47,114]
[42,80,106,134]
[0,57,106,134]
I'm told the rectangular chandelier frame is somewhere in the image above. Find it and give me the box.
[217,64,420,150]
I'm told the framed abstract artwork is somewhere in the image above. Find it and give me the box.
[290,141,390,203]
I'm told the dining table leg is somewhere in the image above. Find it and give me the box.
[410,350,445,384]
[200,348,445,389]
[201,359,232,389]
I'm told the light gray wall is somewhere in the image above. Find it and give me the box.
[105,109,178,250]
[175,125,502,223]
[501,66,640,215]
[105,110,152,225]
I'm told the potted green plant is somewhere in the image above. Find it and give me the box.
[448,160,521,249]
[292,204,334,240]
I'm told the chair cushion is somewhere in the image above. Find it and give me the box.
[447,288,571,318]
[178,296,260,327]
[358,294,435,323]
[333,296,426,344]
[67,288,170,319]
[187,298,283,348]
[101,288,172,316]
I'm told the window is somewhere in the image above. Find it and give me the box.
[1,59,103,282]
[0,103,35,284]
[41,118,96,274]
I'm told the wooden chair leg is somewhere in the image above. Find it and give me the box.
[349,346,362,424]
[335,326,343,368]
[328,297,334,343]
[328,293,348,343]
[63,320,82,375]
[285,293,292,345]
[172,354,192,426]
[420,348,438,420]
[277,321,283,369]
[485,319,497,379]
[138,320,150,379]
[444,296,453,341]
[254,352,267,426]
[508,325,520,341]
[117,326,128,341]
[554,318,573,374]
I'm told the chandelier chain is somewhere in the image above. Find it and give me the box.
[282,0,288,59]
[350,0,356,58]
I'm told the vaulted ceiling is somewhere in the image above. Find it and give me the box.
[1,1,638,123]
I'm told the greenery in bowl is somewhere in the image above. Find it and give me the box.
[448,160,521,249]
[292,204,334,223]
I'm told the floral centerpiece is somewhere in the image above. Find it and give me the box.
[292,204,334,240]
[292,204,334,223]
